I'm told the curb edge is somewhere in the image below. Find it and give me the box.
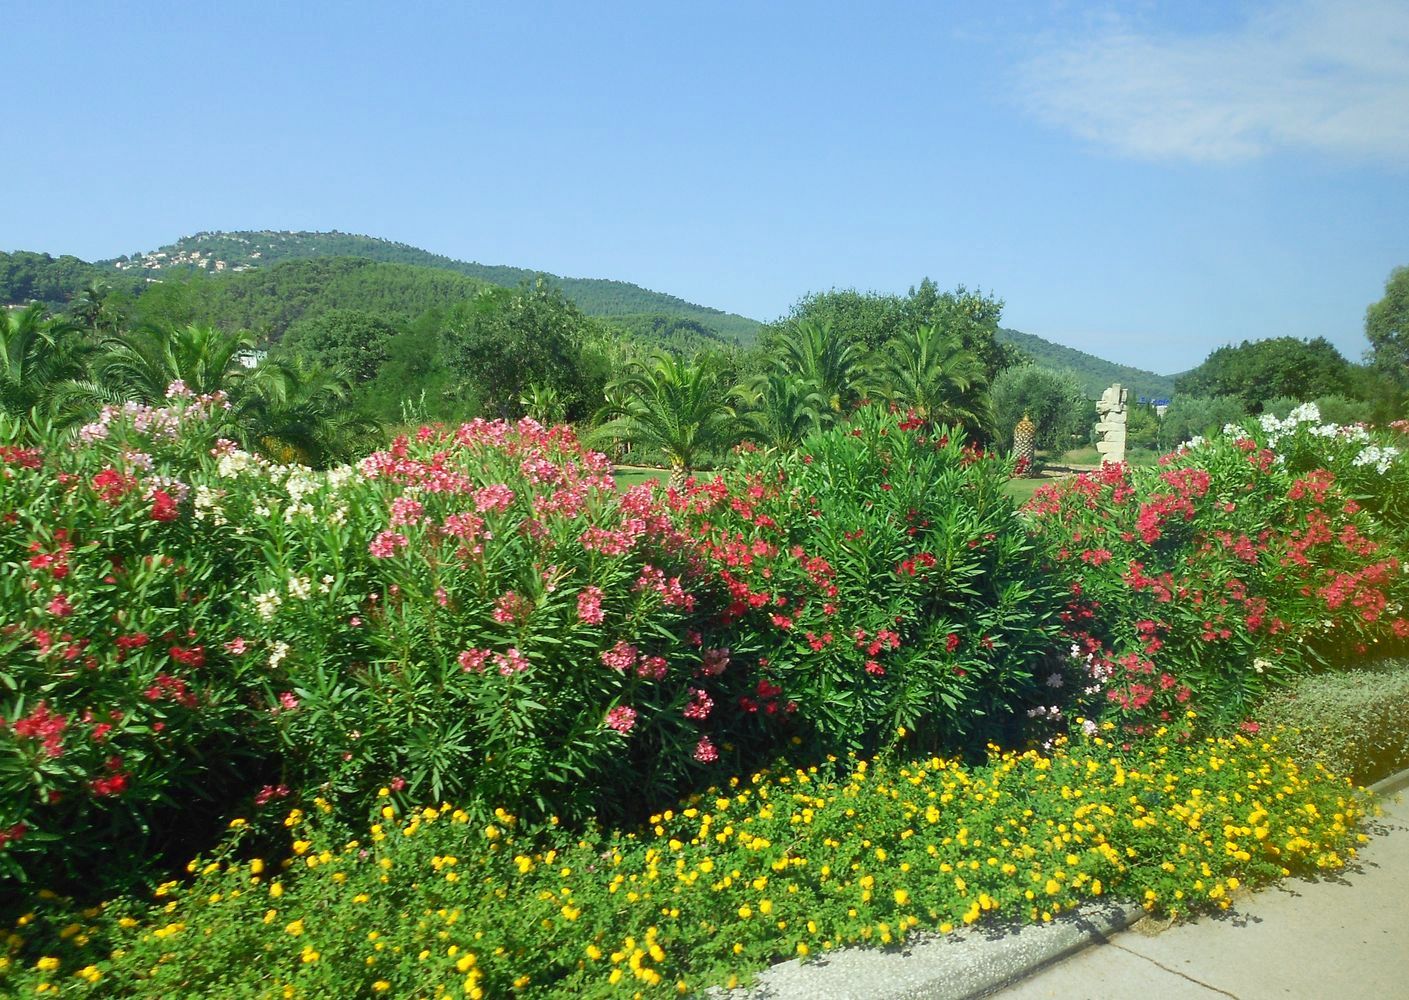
[949,762,1409,999]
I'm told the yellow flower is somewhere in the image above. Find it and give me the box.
[372,982,390,993]
[249,858,265,876]
[893,889,910,905]
[300,945,320,964]
[36,956,61,973]
[285,919,304,936]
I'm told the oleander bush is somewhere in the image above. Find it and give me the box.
[0,392,271,888]
[1256,658,1409,785]
[1024,404,1409,735]
[674,405,1067,760]
[0,723,1371,998]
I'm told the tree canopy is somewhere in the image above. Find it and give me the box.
[1174,337,1353,413]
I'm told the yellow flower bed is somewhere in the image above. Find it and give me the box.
[2,723,1373,998]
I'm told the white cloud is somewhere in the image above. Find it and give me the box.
[1019,1,1409,163]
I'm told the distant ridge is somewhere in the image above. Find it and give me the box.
[94,230,763,342]
[996,327,1176,400]
[3,231,1178,389]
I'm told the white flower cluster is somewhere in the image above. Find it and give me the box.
[1259,403,1322,448]
[193,485,227,525]
[253,588,282,620]
[1352,444,1401,473]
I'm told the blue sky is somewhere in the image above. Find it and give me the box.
[4,1,1407,373]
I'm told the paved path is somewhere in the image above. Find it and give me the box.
[993,790,1409,1000]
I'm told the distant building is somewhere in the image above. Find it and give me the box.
[236,349,268,369]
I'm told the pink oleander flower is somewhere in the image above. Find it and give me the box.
[600,641,637,672]
[494,647,529,674]
[604,705,637,733]
[388,495,426,527]
[692,736,719,764]
[368,530,410,559]
[492,590,534,625]
[683,687,713,720]
[700,648,731,676]
[47,593,74,618]
[577,586,605,625]
[474,483,516,513]
[636,655,667,680]
[278,691,300,711]
[224,637,249,656]
[458,648,490,673]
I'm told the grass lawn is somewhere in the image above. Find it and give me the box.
[1055,446,1161,467]
[613,466,668,491]
[1002,476,1050,504]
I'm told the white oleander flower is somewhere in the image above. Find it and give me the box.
[254,588,282,620]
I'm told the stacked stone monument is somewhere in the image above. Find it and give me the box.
[1094,384,1128,465]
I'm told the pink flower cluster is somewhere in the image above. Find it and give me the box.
[368,530,410,559]
[577,585,605,625]
[604,705,637,733]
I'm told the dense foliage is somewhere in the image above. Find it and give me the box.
[1257,658,1409,785]
[672,405,1065,759]
[991,365,1094,451]
[1173,336,1354,413]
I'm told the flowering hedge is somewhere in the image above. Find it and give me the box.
[673,405,1066,760]
[1025,404,1409,735]
[0,724,1370,997]
[3,395,1403,895]
[0,391,269,886]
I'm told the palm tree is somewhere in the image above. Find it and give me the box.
[735,369,827,452]
[876,324,994,437]
[237,358,379,467]
[594,352,745,487]
[69,280,122,336]
[0,303,92,421]
[776,320,871,420]
[98,322,254,403]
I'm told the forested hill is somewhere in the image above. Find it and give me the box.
[88,230,763,342]
[996,327,1177,400]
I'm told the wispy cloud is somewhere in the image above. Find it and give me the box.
[1018,1,1409,163]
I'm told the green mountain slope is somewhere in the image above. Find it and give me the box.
[997,327,1176,400]
[122,258,494,338]
[94,230,762,342]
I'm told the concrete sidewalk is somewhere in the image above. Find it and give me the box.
[993,789,1409,1000]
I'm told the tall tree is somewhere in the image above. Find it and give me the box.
[1174,337,1353,412]
[276,308,400,383]
[736,369,826,451]
[1366,265,1409,385]
[445,281,599,419]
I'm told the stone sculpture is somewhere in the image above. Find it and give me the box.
[1094,384,1129,465]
